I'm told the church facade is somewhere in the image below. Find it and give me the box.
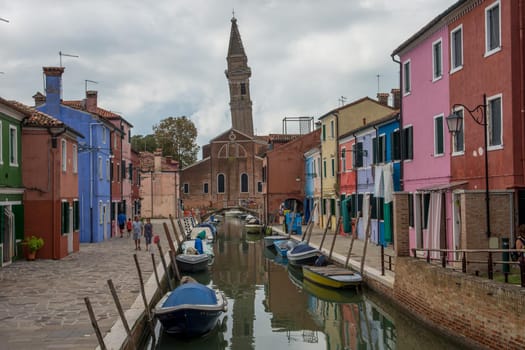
[180,16,266,213]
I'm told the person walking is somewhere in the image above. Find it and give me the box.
[144,218,153,251]
[117,212,126,238]
[132,216,143,250]
[126,218,132,238]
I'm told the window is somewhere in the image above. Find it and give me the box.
[217,174,225,193]
[318,157,321,176]
[392,129,401,161]
[114,132,117,149]
[451,25,463,72]
[240,83,246,95]
[403,60,411,94]
[121,160,126,179]
[402,126,413,160]
[331,158,335,177]
[203,183,209,194]
[432,39,442,80]
[262,166,266,183]
[330,120,334,139]
[73,200,79,231]
[313,158,317,176]
[352,142,364,168]
[240,173,248,193]
[434,115,444,156]
[488,94,502,147]
[128,164,133,181]
[341,149,346,172]
[73,144,78,173]
[485,1,501,55]
[106,159,110,180]
[452,109,465,154]
[323,159,327,178]
[99,201,103,224]
[9,125,17,166]
[110,161,114,181]
[257,182,262,192]
[373,135,386,164]
[128,129,131,143]
[61,139,67,172]
[322,124,326,141]
[408,193,414,227]
[61,201,70,234]
[183,183,189,194]
[102,127,107,144]
[98,156,103,179]
[117,163,121,182]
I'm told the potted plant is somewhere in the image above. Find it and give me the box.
[23,235,44,261]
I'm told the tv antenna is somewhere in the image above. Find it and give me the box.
[339,96,347,106]
[85,79,98,92]
[376,74,381,93]
[59,51,79,67]
[0,17,9,23]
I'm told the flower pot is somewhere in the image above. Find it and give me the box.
[26,251,36,261]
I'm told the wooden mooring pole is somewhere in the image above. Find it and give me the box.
[156,241,174,290]
[319,214,332,250]
[150,253,162,293]
[133,254,156,348]
[345,213,360,269]
[328,217,342,261]
[84,297,107,350]
[107,279,137,350]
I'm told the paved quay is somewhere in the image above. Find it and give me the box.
[0,220,174,350]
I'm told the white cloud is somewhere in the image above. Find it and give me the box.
[0,0,456,156]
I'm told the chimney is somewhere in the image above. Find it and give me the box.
[32,92,46,107]
[43,67,65,116]
[391,88,401,109]
[85,90,98,113]
[154,148,162,172]
[377,92,389,107]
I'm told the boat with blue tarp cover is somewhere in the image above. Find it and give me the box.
[286,242,321,265]
[153,281,228,337]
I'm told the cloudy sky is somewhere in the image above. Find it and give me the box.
[1,0,455,156]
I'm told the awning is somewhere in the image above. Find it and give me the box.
[416,181,468,192]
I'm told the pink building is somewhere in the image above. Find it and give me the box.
[392,22,453,256]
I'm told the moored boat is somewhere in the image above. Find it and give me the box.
[244,216,263,234]
[263,234,289,248]
[177,239,214,272]
[273,239,296,257]
[286,242,321,265]
[302,264,362,289]
[153,281,228,336]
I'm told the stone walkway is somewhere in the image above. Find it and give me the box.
[0,220,174,350]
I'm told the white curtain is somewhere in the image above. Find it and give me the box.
[373,165,384,198]
[426,192,442,260]
[362,194,370,241]
[383,163,394,204]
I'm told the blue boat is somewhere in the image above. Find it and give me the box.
[153,282,228,337]
[273,239,296,257]
[287,242,321,266]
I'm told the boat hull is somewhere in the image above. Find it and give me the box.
[302,265,362,289]
[287,244,321,266]
[176,254,210,272]
[154,285,227,337]
[245,224,263,234]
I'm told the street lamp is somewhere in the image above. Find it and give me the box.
[446,94,490,237]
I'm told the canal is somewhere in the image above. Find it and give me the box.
[154,216,474,350]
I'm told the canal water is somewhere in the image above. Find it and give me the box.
[154,216,474,350]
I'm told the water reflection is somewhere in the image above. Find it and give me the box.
[156,216,470,350]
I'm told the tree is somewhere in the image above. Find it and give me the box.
[131,134,157,153]
[153,116,199,168]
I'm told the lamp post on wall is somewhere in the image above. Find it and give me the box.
[446,94,490,237]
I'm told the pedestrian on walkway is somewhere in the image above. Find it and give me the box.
[132,215,143,250]
[117,212,126,238]
[144,218,153,251]
[126,218,132,238]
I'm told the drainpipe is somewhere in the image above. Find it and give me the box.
[89,122,102,243]
[47,127,66,259]
[518,0,525,243]
[391,54,404,191]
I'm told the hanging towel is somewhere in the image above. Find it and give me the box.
[383,163,394,203]
[374,165,384,198]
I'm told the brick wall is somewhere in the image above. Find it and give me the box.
[393,258,524,350]
[393,192,410,257]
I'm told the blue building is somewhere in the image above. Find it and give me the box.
[303,147,319,225]
[35,67,113,243]
[347,114,400,245]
